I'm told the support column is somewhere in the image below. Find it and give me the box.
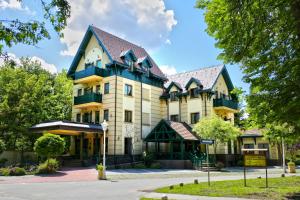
[95,133,99,163]
[80,132,84,161]
[180,140,184,160]
[170,142,173,159]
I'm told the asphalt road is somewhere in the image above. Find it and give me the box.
[0,168,298,200]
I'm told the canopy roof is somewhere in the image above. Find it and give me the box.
[144,119,200,142]
[30,121,103,135]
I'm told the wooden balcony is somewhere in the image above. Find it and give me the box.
[213,98,238,112]
[74,66,107,84]
[74,93,102,109]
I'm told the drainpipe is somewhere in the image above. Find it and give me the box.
[140,76,143,140]
[179,96,181,122]
[114,63,117,166]
[204,93,207,116]
[166,100,169,120]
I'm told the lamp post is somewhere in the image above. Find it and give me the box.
[101,120,108,179]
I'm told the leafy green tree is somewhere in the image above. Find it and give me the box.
[196,0,300,135]
[34,133,65,159]
[0,0,71,56]
[0,59,72,150]
[0,139,5,155]
[193,115,241,154]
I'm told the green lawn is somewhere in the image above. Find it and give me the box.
[155,176,300,200]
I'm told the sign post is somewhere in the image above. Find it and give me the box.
[242,148,268,188]
[201,139,214,186]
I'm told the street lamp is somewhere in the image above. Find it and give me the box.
[101,120,108,179]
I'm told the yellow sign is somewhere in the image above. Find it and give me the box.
[244,154,266,167]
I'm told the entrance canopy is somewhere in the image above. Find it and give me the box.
[144,119,200,142]
[30,120,103,135]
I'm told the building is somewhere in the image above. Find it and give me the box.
[31,25,240,167]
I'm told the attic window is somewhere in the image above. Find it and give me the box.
[190,88,199,98]
[170,91,178,101]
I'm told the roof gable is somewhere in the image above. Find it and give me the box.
[185,77,203,90]
[166,81,182,92]
[120,49,137,62]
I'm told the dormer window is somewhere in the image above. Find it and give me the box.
[120,49,137,68]
[170,91,178,101]
[190,88,199,98]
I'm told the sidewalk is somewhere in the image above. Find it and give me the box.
[142,192,252,200]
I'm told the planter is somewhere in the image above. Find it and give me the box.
[98,169,106,180]
[288,162,296,173]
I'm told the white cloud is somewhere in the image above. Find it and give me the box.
[165,39,171,45]
[0,0,30,13]
[60,0,177,56]
[0,53,57,74]
[160,65,177,76]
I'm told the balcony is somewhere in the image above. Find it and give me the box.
[213,98,238,111]
[74,66,107,84]
[74,93,102,108]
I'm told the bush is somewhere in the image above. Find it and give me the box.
[143,151,155,167]
[237,160,244,167]
[34,133,65,159]
[36,159,59,174]
[0,158,8,167]
[0,139,5,155]
[0,168,10,176]
[150,162,161,169]
[215,161,225,170]
[0,167,26,176]
[9,167,26,176]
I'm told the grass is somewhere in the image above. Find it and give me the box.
[155,176,300,200]
[140,198,160,200]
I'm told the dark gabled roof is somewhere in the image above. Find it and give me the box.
[165,65,234,92]
[68,25,166,80]
[185,77,202,90]
[120,49,137,61]
[30,120,103,133]
[240,129,263,138]
[144,119,199,142]
[166,81,182,92]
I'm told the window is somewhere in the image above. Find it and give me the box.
[170,91,178,101]
[142,88,150,101]
[190,112,200,124]
[244,144,255,154]
[95,111,100,124]
[104,109,109,121]
[142,112,150,125]
[258,143,269,157]
[76,113,81,122]
[228,141,232,154]
[83,113,89,123]
[96,85,101,94]
[105,137,108,153]
[77,89,82,96]
[96,59,101,68]
[170,114,179,122]
[125,59,134,68]
[190,88,199,98]
[104,83,109,94]
[124,137,132,155]
[124,110,132,123]
[124,84,133,96]
[84,87,92,95]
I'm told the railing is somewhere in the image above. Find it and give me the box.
[74,66,107,80]
[74,93,102,105]
[213,98,238,110]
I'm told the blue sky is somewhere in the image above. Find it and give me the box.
[1,0,249,92]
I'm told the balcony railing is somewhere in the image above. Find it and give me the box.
[74,93,102,105]
[74,66,107,80]
[213,98,238,110]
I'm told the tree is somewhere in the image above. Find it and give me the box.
[34,133,65,159]
[0,59,72,150]
[0,0,71,56]
[196,0,300,136]
[193,115,240,154]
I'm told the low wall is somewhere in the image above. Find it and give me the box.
[157,160,193,169]
[0,151,37,166]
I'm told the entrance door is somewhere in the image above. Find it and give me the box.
[124,138,132,155]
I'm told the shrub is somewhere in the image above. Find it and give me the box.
[36,159,59,174]
[34,133,65,159]
[215,161,225,170]
[9,167,26,176]
[0,158,8,167]
[0,168,10,176]
[143,151,155,167]
[0,139,5,155]
[96,163,105,171]
[150,162,161,169]
[0,167,26,176]
[237,160,244,167]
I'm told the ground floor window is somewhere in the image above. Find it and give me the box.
[190,112,200,124]
[244,143,255,154]
[170,114,179,122]
[76,113,81,122]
